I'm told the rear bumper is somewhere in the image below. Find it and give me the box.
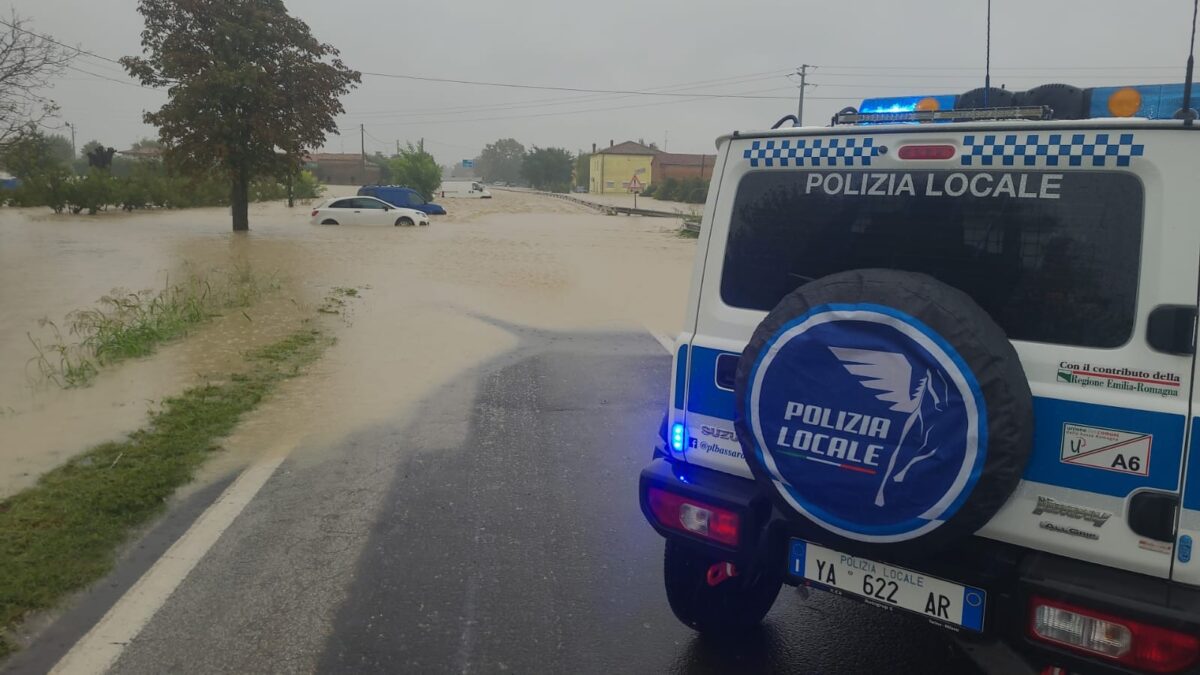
[640,457,1200,674]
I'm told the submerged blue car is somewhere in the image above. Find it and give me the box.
[356,185,446,215]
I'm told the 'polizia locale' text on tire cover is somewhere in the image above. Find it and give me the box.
[639,83,1200,674]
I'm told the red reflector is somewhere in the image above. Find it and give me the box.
[647,487,740,546]
[311,210,319,217]
[897,144,956,160]
[1029,596,1200,672]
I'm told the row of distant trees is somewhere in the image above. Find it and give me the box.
[473,139,575,192]
[1,126,322,214]
[4,132,159,179]
[0,3,358,231]
[471,138,708,202]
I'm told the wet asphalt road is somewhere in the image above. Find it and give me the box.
[11,326,982,674]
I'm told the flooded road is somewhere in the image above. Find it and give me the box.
[0,189,983,673]
[0,190,693,497]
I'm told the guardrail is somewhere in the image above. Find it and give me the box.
[495,187,698,222]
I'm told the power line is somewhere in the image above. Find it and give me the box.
[351,86,859,129]
[342,78,796,122]
[343,70,793,119]
[0,17,124,65]
[362,127,388,144]
[817,63,1180,72]
[359,70,796,100]
[65,64,153,89]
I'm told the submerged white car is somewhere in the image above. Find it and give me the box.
[310,196,430,226]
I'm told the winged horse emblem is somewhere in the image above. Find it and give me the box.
[828,347,951,507]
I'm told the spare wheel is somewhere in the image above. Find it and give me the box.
[733,269,1032,556]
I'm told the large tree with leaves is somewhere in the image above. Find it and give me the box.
[122,0,359,231]
[522,146,573,192]
[389,143,441,200]
[475,138,525,185]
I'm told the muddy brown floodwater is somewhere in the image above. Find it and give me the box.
[0,189,696,498]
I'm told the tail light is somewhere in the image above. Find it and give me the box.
[897,144,956,160]
[311,209,319,217]
[647,487,739,546]
[1029,596,1200,672]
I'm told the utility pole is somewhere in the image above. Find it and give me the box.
[795,64,815,125]
[360,124,366,179]
[66,122,75,159]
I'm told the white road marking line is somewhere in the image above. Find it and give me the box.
[644,327,674,354]
[50,451,289,675]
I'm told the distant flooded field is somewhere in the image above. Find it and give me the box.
[0,189,695,497]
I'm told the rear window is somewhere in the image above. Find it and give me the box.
[721,170,1144,348]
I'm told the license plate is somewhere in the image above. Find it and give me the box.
[787,539,986,632]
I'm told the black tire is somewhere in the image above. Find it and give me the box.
[320,219,339,225]
[733,269,1033,558]
[663,540,781,635]
[395,217,414,227]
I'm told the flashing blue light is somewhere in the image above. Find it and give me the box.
[1089,83,1190,120]
[858,94,957,115]
[671,423,686,453]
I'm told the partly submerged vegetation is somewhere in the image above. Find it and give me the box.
[28,265,277,388]
[0,327,330,657]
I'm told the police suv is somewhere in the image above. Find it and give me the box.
[639,83,1200,674]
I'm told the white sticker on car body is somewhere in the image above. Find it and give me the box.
[1060,423,1151,476]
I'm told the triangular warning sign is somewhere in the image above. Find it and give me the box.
[1060,423,1151,476]
[628,175,643,192]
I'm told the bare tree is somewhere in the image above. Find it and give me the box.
[0,12,74,149]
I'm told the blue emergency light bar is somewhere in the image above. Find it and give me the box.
[842,82,1196,125]
[858,94,958,115]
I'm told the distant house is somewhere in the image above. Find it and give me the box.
[589,141,659,194]
[118,146,163,160]
[304,153,380,186]
[652,153,717,184]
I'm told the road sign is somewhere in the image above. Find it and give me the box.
[462,159,475,168]
[628,175,643,193]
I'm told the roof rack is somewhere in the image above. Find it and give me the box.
[833,105,1052,126]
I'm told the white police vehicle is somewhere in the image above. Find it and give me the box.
[639,83,1200,674]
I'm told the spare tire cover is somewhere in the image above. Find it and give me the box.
[734,269,1032,553]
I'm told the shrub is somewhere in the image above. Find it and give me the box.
[657,178,681,202]
[9,162,323,214]
[67,169,119,215]
[293,170,323,199]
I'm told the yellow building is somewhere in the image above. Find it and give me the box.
[589,141,659,194]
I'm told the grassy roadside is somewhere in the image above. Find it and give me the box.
[0,327,330,657]
[28,265,276,388]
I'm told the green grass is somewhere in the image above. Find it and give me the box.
[0,328,329,657]
[318,286,363,316]
[28,265,276,388]
[677,214,701,239]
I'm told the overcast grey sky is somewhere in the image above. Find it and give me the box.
[10,0,1197,166]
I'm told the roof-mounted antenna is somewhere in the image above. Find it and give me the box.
[1179,0,1199,126]
[983,0,992,108]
